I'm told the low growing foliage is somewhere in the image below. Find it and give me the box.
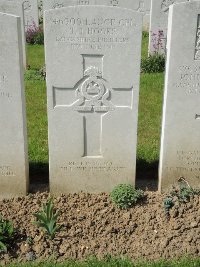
[110,184,144,209]
[33,199,62,239]
[26,23,44,45]
[0,214,14,252]
[163,180,200,214]
[141,53,165,73]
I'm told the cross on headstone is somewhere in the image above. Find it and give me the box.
[138,0,145,12]
[53,54,132,157]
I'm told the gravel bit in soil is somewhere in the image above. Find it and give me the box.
[0,191,200,264]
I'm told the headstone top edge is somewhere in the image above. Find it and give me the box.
[44,5,143,17]
[0,12,20,19]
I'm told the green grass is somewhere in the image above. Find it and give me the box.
[3,257,200,267]
[141,32,149,59]
[137,73,164,168]
[27,44,45,70]
[25,33,163,177]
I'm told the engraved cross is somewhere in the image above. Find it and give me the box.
[52,54,132,157]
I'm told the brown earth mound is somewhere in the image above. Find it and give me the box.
[0,191,200,264]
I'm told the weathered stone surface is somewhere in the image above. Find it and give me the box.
[43,0,150,30]
[45,6,142,193]
[0,12,29,199]
[159,1,200,191]
[149,0,189,55]
[8,0,39,31]
[0,0,26,68]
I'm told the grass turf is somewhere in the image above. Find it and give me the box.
[3,257,200,267]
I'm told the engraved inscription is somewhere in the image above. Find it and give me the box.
[110,0,119,6]
[61,161,125,172]
[174,65,200,94]
[53,16,136,50]
[0,166,15,176]
[165,151,200,180]
[52,2,64,9]
[77,0,90,4]
[0,74,11,98]
[195,15,200,60]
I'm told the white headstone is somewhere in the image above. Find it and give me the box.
[8,0,39,31]
[38,0,43,22]
[0,12,29,199]
[45,6,142,193]
[23,0,39,31]
[43,0,150,30]
[0,1,26,68]
[159,1,200,191]
[149,0,189,55]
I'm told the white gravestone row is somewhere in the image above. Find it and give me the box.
[44,6,142,193]
[2,0,200,198]
[43,0,150,30]
[0,1,26,68]
[148,0,189,55]
[8,0,39,31]
[0,12,29,200]
[159,1,200,191]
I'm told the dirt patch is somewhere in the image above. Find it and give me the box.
[0,191,200,264]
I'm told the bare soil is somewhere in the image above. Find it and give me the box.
[0,188,200,265]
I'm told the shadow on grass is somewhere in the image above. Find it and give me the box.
[29,162,49,193]
[28,160,159,192]
[136,159,158,191]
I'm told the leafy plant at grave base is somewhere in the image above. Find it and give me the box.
[110,184,144,209]
[163,197,174,214]
[0,214,14,252]
[141,53,165,73]
[170,185,200,203]
[26,22,44,45]
[33,199,62,239]
[163,178,200,214]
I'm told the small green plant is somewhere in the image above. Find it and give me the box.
[141,53,165,73]
[33,199,62,239]
[0,214,14,252]
[163,197,174,214]
[110,184,144,209]
[170,186,199,203]
[163,179,200,215]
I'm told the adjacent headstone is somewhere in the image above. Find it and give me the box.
[0,12,29,199]
[45,6,142,193]
[0,1,26,68]
[8,0,39,31]
[148,0,189,55]
[159,1,200,191]
[43,0,150,30]
[38,0,43,22]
